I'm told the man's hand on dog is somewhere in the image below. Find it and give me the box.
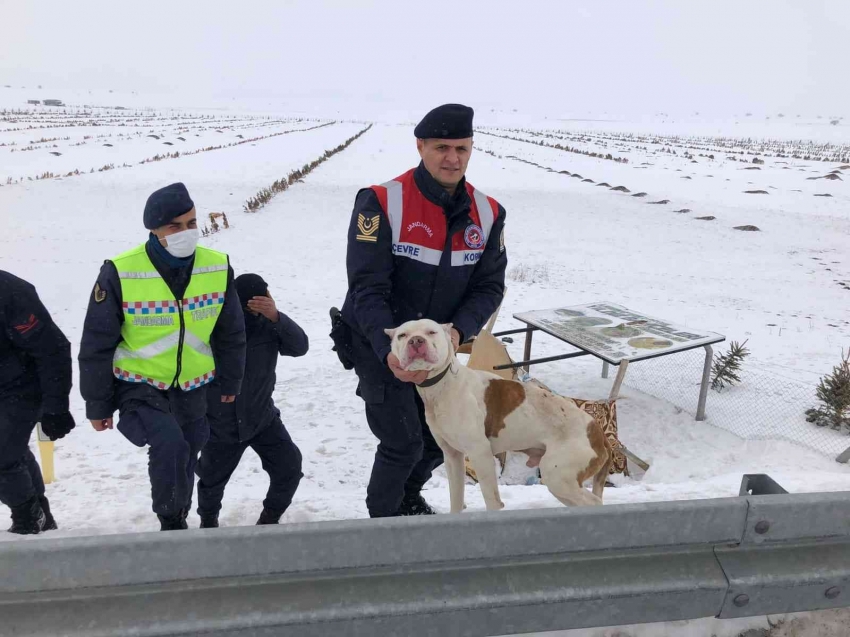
[387,353,430,384]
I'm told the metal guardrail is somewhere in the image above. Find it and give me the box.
[1,485,848,637]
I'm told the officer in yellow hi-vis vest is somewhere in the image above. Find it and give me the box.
[79,183,246,531]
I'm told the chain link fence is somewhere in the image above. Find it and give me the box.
[622,348,850,460]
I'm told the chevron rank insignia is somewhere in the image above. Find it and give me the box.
[94,282,107,303]
[356,214,380,243]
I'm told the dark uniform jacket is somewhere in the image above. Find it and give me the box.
[341,162,507,369]
[79,238,246,422]
[206,311,308,444]
[0,271,72,417]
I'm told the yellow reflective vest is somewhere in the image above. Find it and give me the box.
[111,244,229,391]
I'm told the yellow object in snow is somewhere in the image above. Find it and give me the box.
[36,423,55,484]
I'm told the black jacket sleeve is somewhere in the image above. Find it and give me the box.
[78,262,124,420]
[345,188,396,362]
[274,312,309,357]
[210,265,246,397]
[3,275,72,414]
[450,204,508,342]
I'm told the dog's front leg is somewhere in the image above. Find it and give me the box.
[468,445,504,511]
[432,432,465,513]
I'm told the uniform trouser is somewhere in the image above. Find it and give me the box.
[356,379,445,517]
[195,416,303,518]
[0,407,45,509]
[117,404,209,518]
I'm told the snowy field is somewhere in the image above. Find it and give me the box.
[1,88,849,636]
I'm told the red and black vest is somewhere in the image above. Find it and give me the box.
[370,169,499,268]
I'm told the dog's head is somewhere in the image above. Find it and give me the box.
[385,319,453,372]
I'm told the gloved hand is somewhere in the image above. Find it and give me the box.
[41,412,76,441]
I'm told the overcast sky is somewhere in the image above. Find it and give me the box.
[2,0,848,116]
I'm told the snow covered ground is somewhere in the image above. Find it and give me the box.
[1,90,848,635]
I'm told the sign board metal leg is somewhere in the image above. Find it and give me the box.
[608,360,630,403]
[602,361,610,379]
[606,363,651,472]
[522,328,534,373]
[696,345,713,422]
[621,445,650,472]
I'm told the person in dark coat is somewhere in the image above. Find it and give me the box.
[0,271,75,534]
[196,273,307,528]
[338,104,508,517]
[78,183,246,531]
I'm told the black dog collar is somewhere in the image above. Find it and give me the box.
[417,364,452,388]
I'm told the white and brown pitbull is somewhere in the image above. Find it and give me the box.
[385,319,612,512]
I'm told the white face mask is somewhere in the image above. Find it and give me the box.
[162,228,199,258]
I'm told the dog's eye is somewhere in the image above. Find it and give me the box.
[398,333,407,340]
[428,331,437,335]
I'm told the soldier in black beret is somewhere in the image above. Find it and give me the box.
[79,183,246,531]
[334,104,508,517]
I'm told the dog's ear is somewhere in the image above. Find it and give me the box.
[384,328,396,340]
[443,323,460,373]
[441,323,456,355]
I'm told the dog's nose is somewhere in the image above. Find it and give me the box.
[409,336,426,349]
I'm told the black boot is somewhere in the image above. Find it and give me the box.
[8,496,47,535]
[39,496,58,531]
[200,514,219,529]
[256,508,283,525]
[397,492,437,516]
[157,514,188,531]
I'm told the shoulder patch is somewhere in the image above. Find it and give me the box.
[13,314,40,335]
[356,214,380,243]
[499,227,505,253]
[94,282,107,303]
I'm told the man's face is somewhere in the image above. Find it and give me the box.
[417,137,473,191]
[152,208,197,241]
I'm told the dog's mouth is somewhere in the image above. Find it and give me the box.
[405,358,434,371]
[402,346,440,370]
[406,343,438,361]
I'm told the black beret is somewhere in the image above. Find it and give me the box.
[143,182,195,230]
[414,104,474,139]
[235,273,268,306]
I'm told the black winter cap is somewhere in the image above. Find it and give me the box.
[143,182,195,230]
[235,273,268,306]
[414,104,474,139]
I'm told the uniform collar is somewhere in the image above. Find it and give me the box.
[147,233,194,271]
[414,162,471,214]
